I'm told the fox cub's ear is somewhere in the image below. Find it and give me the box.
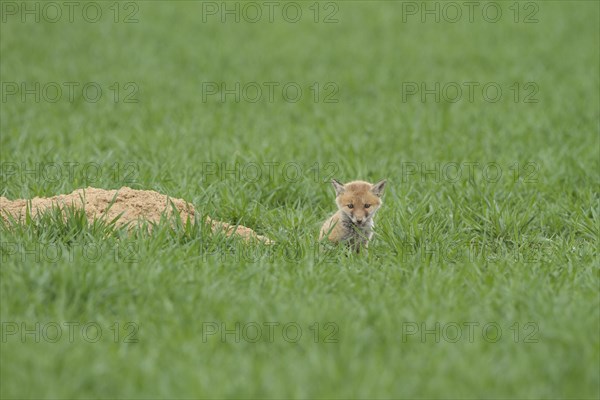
[331,179,345,196]
[371,180,387,197]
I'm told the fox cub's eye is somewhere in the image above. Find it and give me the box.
[364,204,371,208]
[347,204,354,209]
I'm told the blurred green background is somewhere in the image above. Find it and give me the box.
[1,1,598,398]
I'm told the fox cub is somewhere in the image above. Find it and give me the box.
[319,179,386,252]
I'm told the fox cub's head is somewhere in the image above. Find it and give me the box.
[331,179,386,226]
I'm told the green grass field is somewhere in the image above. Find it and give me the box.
[1,1,599,398]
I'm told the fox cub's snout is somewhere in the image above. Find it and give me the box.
[319,178,386,253]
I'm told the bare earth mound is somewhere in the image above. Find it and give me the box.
[0,187,272,243]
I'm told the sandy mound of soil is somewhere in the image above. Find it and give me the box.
[0,187,272,243]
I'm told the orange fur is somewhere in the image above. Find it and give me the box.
[319,179,386,253]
